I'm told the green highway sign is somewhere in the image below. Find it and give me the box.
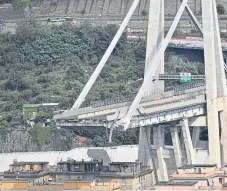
[180,73,192,83]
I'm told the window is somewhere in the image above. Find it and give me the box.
[30,165,34,171]
[40,164,44,170]
[219,178,223,184]
[121,179,126,185]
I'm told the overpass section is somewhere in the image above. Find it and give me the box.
[54,85,206,126]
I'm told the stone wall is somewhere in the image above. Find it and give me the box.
[0,129,92,153]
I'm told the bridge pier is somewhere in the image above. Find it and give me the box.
[153,126,168,181]
[181,118,196,165]
[138,126,156,184]
[108,127,114,143]
[202,0,226,167]
[219,99,227,166]
[171,126,182,168]
[192,127,200,149]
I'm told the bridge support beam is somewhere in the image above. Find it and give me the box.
[138,126,156,184]
[153,126,168,181]
[144,0,164,96]
[171,126,182,168]
[71,0,140,110]
[181,118,196,165]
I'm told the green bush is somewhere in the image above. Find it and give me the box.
[217,4,225,15]
[30,125,51,147]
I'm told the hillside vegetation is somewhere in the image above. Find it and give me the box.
[0,19,205,150]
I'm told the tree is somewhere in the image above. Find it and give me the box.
[12,0,32,21]
[12,0,31,12]
[0,22,206,149]
[141,10,147,18]
[0,0,12,4]
[217,4,225,15]
[0,115,10,141]
[30,125,51,147]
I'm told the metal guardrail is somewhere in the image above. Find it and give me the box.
[165,82,205,92]
[142,91,205,114]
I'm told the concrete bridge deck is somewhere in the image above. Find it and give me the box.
[54,84,208,130]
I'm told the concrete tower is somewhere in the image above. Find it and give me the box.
[202,0,227,167]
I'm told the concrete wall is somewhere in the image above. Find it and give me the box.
[33,0,227,16]
[1,0,227,20]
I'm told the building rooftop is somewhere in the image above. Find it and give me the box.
[10,161,49,166]
[1,179,31,182]
[222,183,227,187]
[178,164,217,169]
[42,103,59,106]
[58,160,102,165]
[155,181,198,186]
[110,162,137,165]
[23,104,40,108]
[23,103,59,108]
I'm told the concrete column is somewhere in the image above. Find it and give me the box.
[192,127,200,149]
[144,0,164,96]
[181,118,196,165]
[202,0,221,167]
[212,0,227,167]
[202,0,217,100]
[219,104,227,166]
[179,130,185,150]
[138,126,150,165]
[102,0,110,15]
[212,0,227,97]
[138,126,156,184]
[206,100,221,167]
[153,126,168,181]
[108,127,114,143]
[171,126,182,167]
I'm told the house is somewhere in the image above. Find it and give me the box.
[0,159,153,190]
[9,161,49,172]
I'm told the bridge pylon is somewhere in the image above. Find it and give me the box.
[144,0,164,96]
[202,0,227,167]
